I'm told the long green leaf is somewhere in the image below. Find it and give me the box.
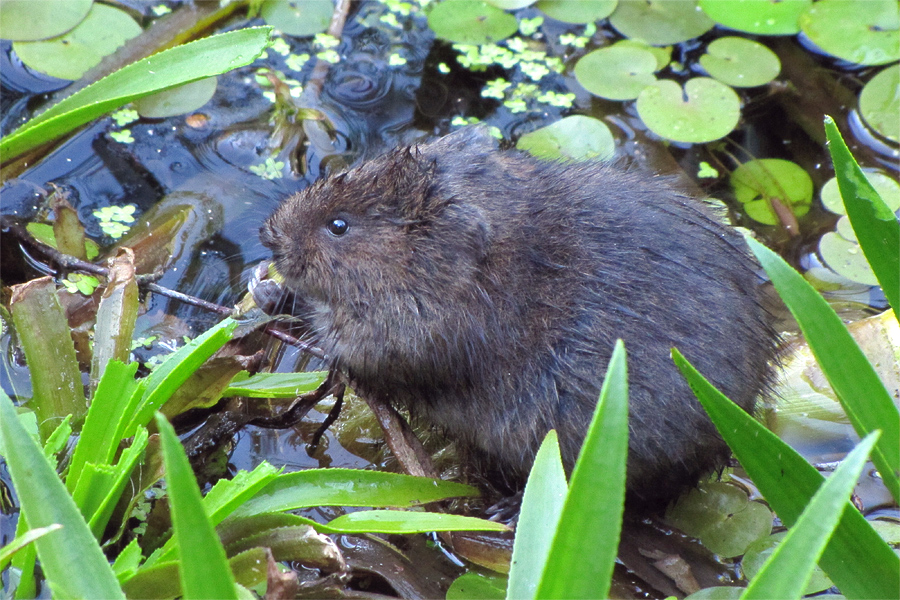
[155,413,238,600]
[125,317,239,436]
[0,390,124,599]
[0,27,272,159]
[86,427,149,537]
[507,431,567,600]
[747,236,900,502]
[323,510,509,534]
[824,116,899,318]
[536,340,628,600]
[0,524,62,571]
[232,468,479,518]
[223,371,329,397]
[672,349,900,600]
[742,432,879,600]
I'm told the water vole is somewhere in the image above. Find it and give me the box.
[260,128,778,504]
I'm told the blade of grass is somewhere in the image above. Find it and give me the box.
[673,349,900,600]
[322,510,509,534]
[746,236,899,503]
[0,524,62,571]
[0,27,272,159]
[824,116,899,318]
[155,412,238,600]
[90,248,139,390]
[742,431,879,600]
[536,340,628,600]
[223,371,329,397]
[0,390,124,598]
[507,431,568,600]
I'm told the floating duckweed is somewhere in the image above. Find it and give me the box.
[316,49,340,64]
[250,157,286,180]
[438,62,451,74]
[110,130,134,144]
[389,53,408,66]
[94,204,136,239]
[558,33,588,48]
[482,78,513,99]
[111,108,139,127]
[269,37,291,56]
[151,4,172,17]
[697,162,719,178]
[285,52,310,71]
[62,273,100,296]
[380,12,401,28]
[519,16,544,36]
[314,33,340,48]
[536,90,575,108]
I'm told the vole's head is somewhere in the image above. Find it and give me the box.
[260,133,493,334]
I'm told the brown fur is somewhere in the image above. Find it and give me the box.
[261,128,779,504]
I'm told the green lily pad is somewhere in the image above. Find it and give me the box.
[820,171,900,215]
[259,0,334,38]
[613,39,671,70]
[730,159,813,225]
[12,3,141,81]
[609,0,714,46]
[664,482,773,558]
[700,37,780,88]
[535,0,618,24]
[835,215,858,241]
[516,115,615,162]
[486,0,536,9]
[799,0,900,66]
[859,65,900,143]
[574,46,658,100]
[742,531,835,596]
[0,0,92,42]
[133,77,218,119]
[428,1,518,45]
[636,78,740,143]
[698,0,811,35]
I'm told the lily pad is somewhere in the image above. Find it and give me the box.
[516,116,615,162]
[428,1,518,45]
[613,39,671,70]
[485,0,536,9]
[260,0,334,38]
[742,532,835,595]
[799,0,900,66]
[819,232,880,286]
[730,159,813,225]
[133,77,218,119]
[698,0,811,35]
[820,171,900,215]
[700,37,780,88]
[574,46,657,100]
[609,0,714,46]
[664,482,773,558]
[535,0,618,24]
[636,78,740,143]
[859,65,900,143]
[0,0,92,42]
[12,3,141,80]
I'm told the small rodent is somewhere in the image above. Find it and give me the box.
[260,127,778,505]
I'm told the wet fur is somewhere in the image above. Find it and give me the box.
[261,128,778,504]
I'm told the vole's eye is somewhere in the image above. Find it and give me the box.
[326,218,349,236]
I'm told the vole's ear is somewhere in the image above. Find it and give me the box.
[382,146,439,221]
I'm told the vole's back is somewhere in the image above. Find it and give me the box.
[262,128,778,504]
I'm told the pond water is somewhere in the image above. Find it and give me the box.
[1,0,897,597]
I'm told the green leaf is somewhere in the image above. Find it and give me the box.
[0,390,125,598]
[9,277,87,441]
[698,0,810,35]
[746,236,900,502]
[155,413,238,600]
[636,78,740,144]
[85,428,149,537]
[1,27,272,160]
[507,430,567,600]
[126,318,239,436]
[609,0,714,46]
[448,572,508,600]
[741,432,879,600]
[232,468,479,518]
[427,1,518,45]
[90,250,139,389]
[824,116,900,318]
[516,116,615,162]
[0,524,62,571]
[858,65,900,142]
[0,0,92,41]
[536,340,628,600]
[672,349,900,600]
[323,510,509,534]
[223,371,329,398]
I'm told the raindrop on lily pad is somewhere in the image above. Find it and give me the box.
[799,0,900,66]
[575,45,658,100]
[730,159,813,225]
[820,171,900,215]
[859,65,900,143]
[428,1,518,45]
[743,532,835,596]
[698,0,811,36]
[516,116,615,161]
[260,0,334,38]
[700,37,780,88]
[535,0,618,24]
[0,0,92,42]
[609,0,714,46]
[134,77,218,119]
[12,3,141,81]
[636,78,740,143]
